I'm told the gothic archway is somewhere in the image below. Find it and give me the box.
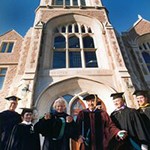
[35,77,116,116]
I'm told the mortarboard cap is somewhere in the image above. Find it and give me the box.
[20,108,33,116]
[83,94,97,101]
[5,96,21,102]
[133,90,148,97]
[110,92,124,100]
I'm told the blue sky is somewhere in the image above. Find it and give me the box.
[0,0,150,36]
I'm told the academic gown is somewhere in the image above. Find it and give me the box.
[34,112,78,150]
[137,103,150,121]
[76,108,120,150]
[137,104,150,143]
[6,122,41,150]
[0,110,21,150]
[110,106,150,146]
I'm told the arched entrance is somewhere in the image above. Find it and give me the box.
[35,77,116,116]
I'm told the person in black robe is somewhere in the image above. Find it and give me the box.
[76,94,127,150]
[6,108,41,150]
[133,90,150,120]
[110,92,150,150]
[133,90,150,149]
[34,97,78,150]
[0,96,22,150]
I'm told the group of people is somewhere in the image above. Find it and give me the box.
[0,90,150,150]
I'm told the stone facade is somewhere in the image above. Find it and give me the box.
[0,30,23,110]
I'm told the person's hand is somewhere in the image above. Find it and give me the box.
[116,130,128,140]
[66,116,73,123]
[78,135,85,144]
[44,113,51,120]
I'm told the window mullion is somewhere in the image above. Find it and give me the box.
[6,43,9,52]
[80,36,85,68]
[66,49,69,68]
[66,35,69,68]
[78,0,80,6]
[70,0,73,6]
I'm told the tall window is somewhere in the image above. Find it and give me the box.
[0,68,7,89]
[53,51,66,68]
[54,0,63,5]
[83,36,94,48]
[83,36,97,67]
[138,39,150,74]
[68,25,72,33]
[81,0,86,5]
[53,35,66,68]
[52,23,98,69]
[69,36,80,48]
[75,24,79,32]
[0,42,14,53]
[69,51,81,68]
[73,0,78,6]
[142,52,150,72]
[85,51,98,68]
[65,0,70,5]
[54,35,66,48]
[81,25,85,33]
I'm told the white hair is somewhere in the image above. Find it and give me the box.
[53,97,67,109]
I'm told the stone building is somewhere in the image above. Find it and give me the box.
[0,0,150,119]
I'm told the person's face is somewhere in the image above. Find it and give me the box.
[22,112,33,122]
[113,98,124,109]
[55,103,66,113]
[136,95,148,107]
[86,99,96,110]
[9,101,18,111]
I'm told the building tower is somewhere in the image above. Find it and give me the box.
[29,0,135,115]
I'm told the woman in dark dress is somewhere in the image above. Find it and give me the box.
[35,97,78,150]
[6,108,41,150]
